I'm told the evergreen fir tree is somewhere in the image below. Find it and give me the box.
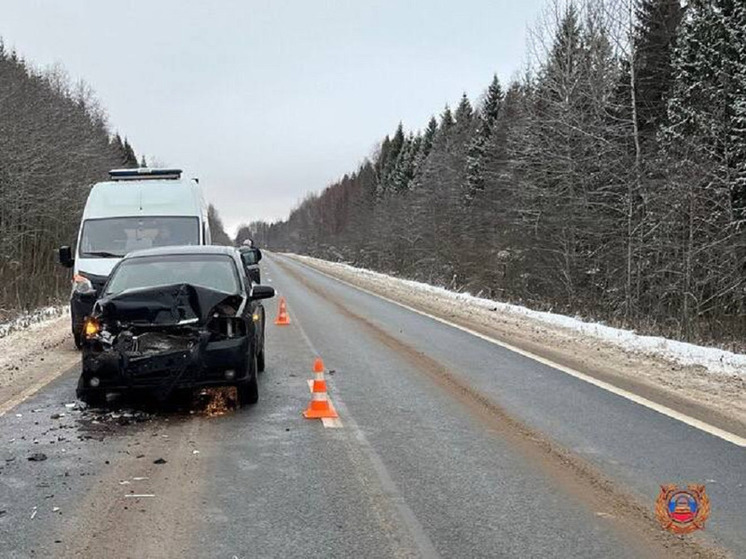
[464,77,505,202]
[439,105,454,134]
[728,0,746,221]
[482,75,504,135]
[454,93,473,129]
[411,117,438,187]
[383,123,405,189]
[122,138,138,168]
[391,133,416,192]
[375,135,391,196]
[633,0,683,141]
[666,0,744,172]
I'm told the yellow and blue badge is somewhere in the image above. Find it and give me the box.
[656,484,710,534]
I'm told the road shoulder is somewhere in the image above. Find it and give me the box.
[0,315,78,416]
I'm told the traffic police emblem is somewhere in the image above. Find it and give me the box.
[656,484,710,534]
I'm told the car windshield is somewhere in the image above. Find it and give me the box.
[106,254,240,295]
[79,217,199,258]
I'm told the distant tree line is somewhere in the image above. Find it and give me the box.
[234,222,272,247]
[0,43,141,319]
[259,0,746,347]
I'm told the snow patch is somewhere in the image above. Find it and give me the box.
[291,254,746,378]
[0,306,68,339]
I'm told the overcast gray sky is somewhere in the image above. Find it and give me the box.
[2,0,543,233]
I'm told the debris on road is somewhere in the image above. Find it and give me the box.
[27,453,47,462]
[124,494,155,498]
[30,507,37,520]
[153,458,167,464]
[200,387,237,416]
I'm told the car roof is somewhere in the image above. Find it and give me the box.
[124,245,239,260]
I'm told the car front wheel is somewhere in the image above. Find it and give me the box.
[237,355,258,406]
[73,329,83,350]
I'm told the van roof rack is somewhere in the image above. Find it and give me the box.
[109,168,182,181]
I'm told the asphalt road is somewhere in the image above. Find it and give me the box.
[0,253,743,558]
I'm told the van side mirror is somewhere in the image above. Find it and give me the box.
[250,285,274,300]
[253,248,262,262]
[59,246,74,268]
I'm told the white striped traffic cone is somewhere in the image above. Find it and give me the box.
[303,358,338,419]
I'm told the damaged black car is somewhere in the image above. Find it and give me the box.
[77,246,275,406]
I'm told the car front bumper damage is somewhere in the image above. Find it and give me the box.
[78,283,251,401]
[80,331,250,400]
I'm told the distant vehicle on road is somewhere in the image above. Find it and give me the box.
[76,245,274,407]
[238,244,263,284]
[58,168,211,348]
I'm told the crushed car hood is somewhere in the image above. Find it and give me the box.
[95,283,243,326]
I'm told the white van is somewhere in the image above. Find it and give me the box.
[59,168,211,347]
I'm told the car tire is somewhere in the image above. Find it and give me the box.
[76,376,105,407]
[257,348,265,373]
[237,355,259,406]
[73,330,83,350]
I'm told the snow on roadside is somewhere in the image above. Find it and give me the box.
[0,306,68,339]
[290,254,746,378]
[0,304,75,406]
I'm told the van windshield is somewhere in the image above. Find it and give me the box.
[79,217,200,258]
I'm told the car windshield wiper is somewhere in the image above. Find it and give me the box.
[84,251,124,258]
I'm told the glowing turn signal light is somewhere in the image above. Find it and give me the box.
[83,318,100,338]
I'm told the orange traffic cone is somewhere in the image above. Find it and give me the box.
[275,297,290,326]
[303,358,338,419]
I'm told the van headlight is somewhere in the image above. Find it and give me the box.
[72,274,96,295]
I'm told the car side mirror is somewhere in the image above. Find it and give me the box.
[253,248,262,262]
[59,246,74,268]
[250,285,275,300]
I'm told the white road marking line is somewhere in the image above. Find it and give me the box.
[321,417,343,428]
[0,366,77,417]
[286,256,746,449]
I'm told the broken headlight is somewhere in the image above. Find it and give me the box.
[208,316,247,338]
